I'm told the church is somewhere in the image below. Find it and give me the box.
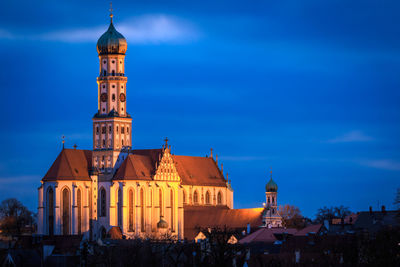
[36,11,282,240]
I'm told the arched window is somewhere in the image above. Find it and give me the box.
[62,188,70,235]
[268,197,270,204]
[140,188,145,232]
[272,197,275,204]
[182,190,186,204]
[205,191,211,205]
[100,188,106,217]
[47,187,54,236]
[77,188,82,235]
[170,189,174,231]
[129,189,134,231]
[117,188,122,227]
[193,191,198,204]
[217,191,222,205]
[159,189,163,216]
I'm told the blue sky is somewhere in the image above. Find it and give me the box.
[0,0,399,218]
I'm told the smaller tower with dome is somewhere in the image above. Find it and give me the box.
[263,169,282,227]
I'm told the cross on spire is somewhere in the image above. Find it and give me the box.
[164,137,169,146]
[109,2,113,22]
[270,167,272,178]
[62,135,65,149]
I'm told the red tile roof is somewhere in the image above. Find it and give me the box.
[173,155,226,186]
[293,224,323,236]
[184,206,264,239]
[42,149,92,181]
[113,149,162,180]
[239,227,297,244]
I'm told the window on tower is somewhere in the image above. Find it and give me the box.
[109,126,112,132]
[121,127,125,134]
[103,70,106,76]
[127,127,129,134]
[122,139,124,146]
[102,127,106,134]
[96,126,99,134]
[112,94,115,102]
[116,126,119,133]
[112,60,115,64]
[112,85,115,88]
[112,70,115,76]
[103,140,105,147]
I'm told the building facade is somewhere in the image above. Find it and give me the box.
[37,12,281,240]
[37,14,234,240]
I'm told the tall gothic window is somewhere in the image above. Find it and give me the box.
[170,189,174,231]
[62,188,70,235]
[217,191,222,205]
[193,191,198,204]
[129,189,134,231]
[100,188,106,217]
[77,188,82,235]
[140,188,145,232]
[205,191,211,205]
[47,187,54,236]
[117,188,122,227]
[159,189,163,216]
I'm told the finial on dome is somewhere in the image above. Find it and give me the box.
[109,2,113,22]
[270,166,272,178]
[62,135,65,149]
[164,137,169,147]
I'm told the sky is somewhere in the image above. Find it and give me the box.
[0,0,399,218]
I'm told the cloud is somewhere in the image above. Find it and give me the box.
[359,159,400,171]
[219,156,269,161]
[327,131,373,143]
[0,15,199,44]
[0,175,40,185]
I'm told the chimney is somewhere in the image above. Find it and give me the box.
[369,206,372,214]
[381,205,386,214]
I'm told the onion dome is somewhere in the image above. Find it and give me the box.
[266,177,278,192]
[157,216,168,229]
[97,18,127,55]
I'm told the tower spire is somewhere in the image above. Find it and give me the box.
[109,2,113,23]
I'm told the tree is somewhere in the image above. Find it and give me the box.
[279,204,305,229]
[315,205,351,223]
[0,198,34,235]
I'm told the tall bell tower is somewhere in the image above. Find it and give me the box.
[92,9,132,175]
